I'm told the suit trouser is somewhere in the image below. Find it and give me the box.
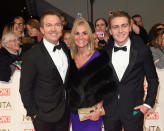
[103,111,144,131]
[32,112,70,131]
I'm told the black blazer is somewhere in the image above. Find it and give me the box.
[0,47,20,82]
[103,34,159,119]
[19,40,70,122]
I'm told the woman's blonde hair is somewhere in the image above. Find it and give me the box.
[70,18,94,59]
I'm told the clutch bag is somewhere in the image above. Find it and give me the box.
[78,105,105,121]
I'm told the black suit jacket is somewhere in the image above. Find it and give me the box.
[104,35,159,119]
[19,40,70,122]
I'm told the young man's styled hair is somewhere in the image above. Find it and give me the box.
[108,10,131,29]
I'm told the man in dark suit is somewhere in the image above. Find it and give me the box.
[19,10,70,131]
[103,10,159,131]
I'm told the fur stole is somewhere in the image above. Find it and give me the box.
[68,51,116,113]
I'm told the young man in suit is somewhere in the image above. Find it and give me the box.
[103,10,159,131]
[19,10,70,131]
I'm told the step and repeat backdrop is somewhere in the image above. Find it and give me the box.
[143,68,164,131]
[0,71,34,131]
[0,69,164,131]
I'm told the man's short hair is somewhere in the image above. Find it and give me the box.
[40,10,62,27]
[108,10,131,29]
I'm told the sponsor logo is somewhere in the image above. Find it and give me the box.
[0,88,10,96]
[22,115,32,122]
[0,116,11,123]
[0,102,12,110]
[146,112,159,120]
[144,125,161,131]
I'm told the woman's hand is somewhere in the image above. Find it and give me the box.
[88,100,104,121]
[88,109,102,121]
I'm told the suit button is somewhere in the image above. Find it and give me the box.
[118,94,120,99]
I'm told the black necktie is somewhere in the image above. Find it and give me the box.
[53,44,62,51]
[114,46,127,52]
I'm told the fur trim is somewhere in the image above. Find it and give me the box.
[68,51,116,112]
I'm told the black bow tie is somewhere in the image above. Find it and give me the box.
[53,44,62,51]
[114,46,127,52]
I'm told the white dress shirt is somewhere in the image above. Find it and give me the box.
[112,39,131,81]
[43,38,68,83]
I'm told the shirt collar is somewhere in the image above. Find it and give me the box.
[43,38,59,52]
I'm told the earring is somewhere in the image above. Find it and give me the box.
[88,43,91,50]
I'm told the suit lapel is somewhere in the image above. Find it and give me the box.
[106,44,120,82]
[121,39,138,82]
[40,42,56,68]
[40,41,64,84]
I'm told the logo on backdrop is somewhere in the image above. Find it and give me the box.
[0,129,10,131]
[0,88,10,96]
[0,101,12,110]
[144,125,161,131]
[145,112,159,120]
[22,115,32,123]
[0,116,11,123]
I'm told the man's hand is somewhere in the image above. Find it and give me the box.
[134,105,150,114]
